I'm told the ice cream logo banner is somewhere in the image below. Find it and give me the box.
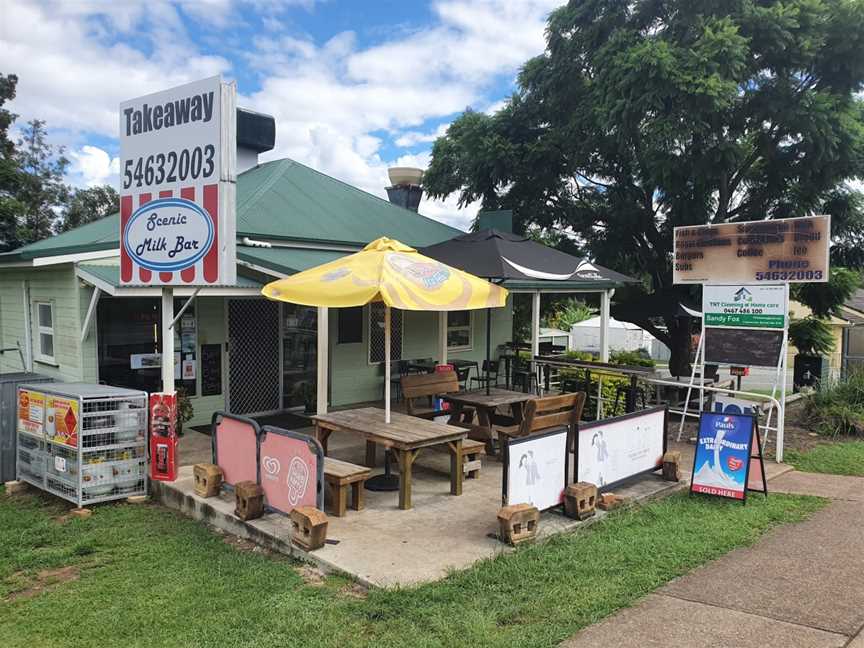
[690,413,755,501]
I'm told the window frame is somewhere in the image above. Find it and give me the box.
[34,300,56,364]
[446,310,473,352]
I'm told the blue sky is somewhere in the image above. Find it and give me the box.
[2,0,561,230]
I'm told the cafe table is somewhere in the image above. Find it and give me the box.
[310,407,467,510]
[441,388,536,455]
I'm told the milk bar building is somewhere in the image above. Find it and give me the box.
[0,110,626,427]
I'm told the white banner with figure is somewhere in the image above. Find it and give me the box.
[576,407,666,489]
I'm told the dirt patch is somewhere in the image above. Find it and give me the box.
[5,566,80,602]
[295,564,327,586]
[338,582,368,599]
[221,532,272,556]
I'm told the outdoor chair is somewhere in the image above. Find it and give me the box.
[493,392,587,454]
[381,360,410,402]
[455,364,472,389]
[511,358,538,394]
[470,359,500,389]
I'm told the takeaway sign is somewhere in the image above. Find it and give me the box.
[119,76,236,286]
[673,215,830,285]
[702,284,787,329]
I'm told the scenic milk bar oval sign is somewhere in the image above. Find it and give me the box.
[123,198,214,272]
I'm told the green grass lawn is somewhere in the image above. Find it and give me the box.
[785,441,864,477]
[0,491,824,648]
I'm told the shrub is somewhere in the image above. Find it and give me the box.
[801,371,864,436]
[788,317,836,356]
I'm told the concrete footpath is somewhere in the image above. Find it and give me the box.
[563,471,864,648]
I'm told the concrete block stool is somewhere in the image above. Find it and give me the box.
[564,482,597,520]
[193,463,223,498]
[290,506,328,551]
[497,503,539,545]
[234,481,264,521]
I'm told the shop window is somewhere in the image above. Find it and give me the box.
[338,307,363,344]
[447,310,473,351]
[35,301,55,363]
[368,303,403,364]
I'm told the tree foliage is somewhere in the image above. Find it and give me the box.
[425,0,864,373]
[58,185,118,233]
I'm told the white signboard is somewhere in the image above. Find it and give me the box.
[505,429,568,511]
[703,284,787,330]
[673,215,830,285]
[577,407,666,489]
[713,396,761,417]
[119,76,236,286]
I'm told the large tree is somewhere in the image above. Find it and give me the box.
[424,0,864,374]
[57,185,118,233]
[0,73,71,251]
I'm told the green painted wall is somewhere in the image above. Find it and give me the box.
[0,265,87,382]
[186,296,227,427]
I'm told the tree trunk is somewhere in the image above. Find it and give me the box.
[666,317,693,378]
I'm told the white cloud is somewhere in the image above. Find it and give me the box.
[69,145,120,188]
[1,0,556,226]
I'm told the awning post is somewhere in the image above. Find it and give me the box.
[317,306,328,415]
[161,287,175,393]
[600,289,611,363]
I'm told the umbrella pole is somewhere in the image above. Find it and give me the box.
[385,304,391,423]
[486,307,491,395]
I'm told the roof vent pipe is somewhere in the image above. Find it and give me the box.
[385,167,424,212]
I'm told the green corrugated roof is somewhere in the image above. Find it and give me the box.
[78,262,263,288]
[1,158,462,263]
[237,246,348,275]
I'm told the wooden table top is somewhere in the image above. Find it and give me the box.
[442,388,536,409]
[311,407,467,450]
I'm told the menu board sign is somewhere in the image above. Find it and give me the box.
[673,215,829,285]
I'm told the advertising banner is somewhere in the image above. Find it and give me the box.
[505,428,568,511]
[119,76,236,286]
[673,215,829,284]
[17,389,46,438]
[690,412,765,502]
[47,396,79,448]
[258,426,324,514]
[211,412,259,487]
[703,284,787,329]
[712,396,761,417]
[576,407,666,490]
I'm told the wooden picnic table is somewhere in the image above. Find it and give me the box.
[310,407,467,510]
[441,388,536,454]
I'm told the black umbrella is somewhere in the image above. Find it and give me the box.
[421,229,635,393]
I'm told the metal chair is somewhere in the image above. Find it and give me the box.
[470,359,500,389]
[511,357,538,394]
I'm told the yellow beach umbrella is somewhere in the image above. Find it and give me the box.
[262,237,508,422]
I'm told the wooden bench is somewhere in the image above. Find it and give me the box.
[323,457,371,517]
[429,437,486,479]
[401,370,473,422]
[494,392,587,452]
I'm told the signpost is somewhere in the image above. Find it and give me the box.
[690,412,767,504]
[120,76,236,480]
[673,215,830,285]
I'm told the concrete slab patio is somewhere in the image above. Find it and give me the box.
[161,427,683,587]
[564,471,864,648]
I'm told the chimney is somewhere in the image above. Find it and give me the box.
[236,108,276,173]
[386,167,424,212]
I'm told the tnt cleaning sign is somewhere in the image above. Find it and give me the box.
[690,413,755,501]
[702,284,787,329]
[119,76,236,286]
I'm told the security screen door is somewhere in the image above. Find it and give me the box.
[227,298,281,415]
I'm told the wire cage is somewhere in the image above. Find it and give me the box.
[16,383,148,506]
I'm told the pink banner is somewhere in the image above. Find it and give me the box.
[214,415,258,487]
[258,430,319,514]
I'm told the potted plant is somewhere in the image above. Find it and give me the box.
[175,387,194,436]
[788,317,835,392]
